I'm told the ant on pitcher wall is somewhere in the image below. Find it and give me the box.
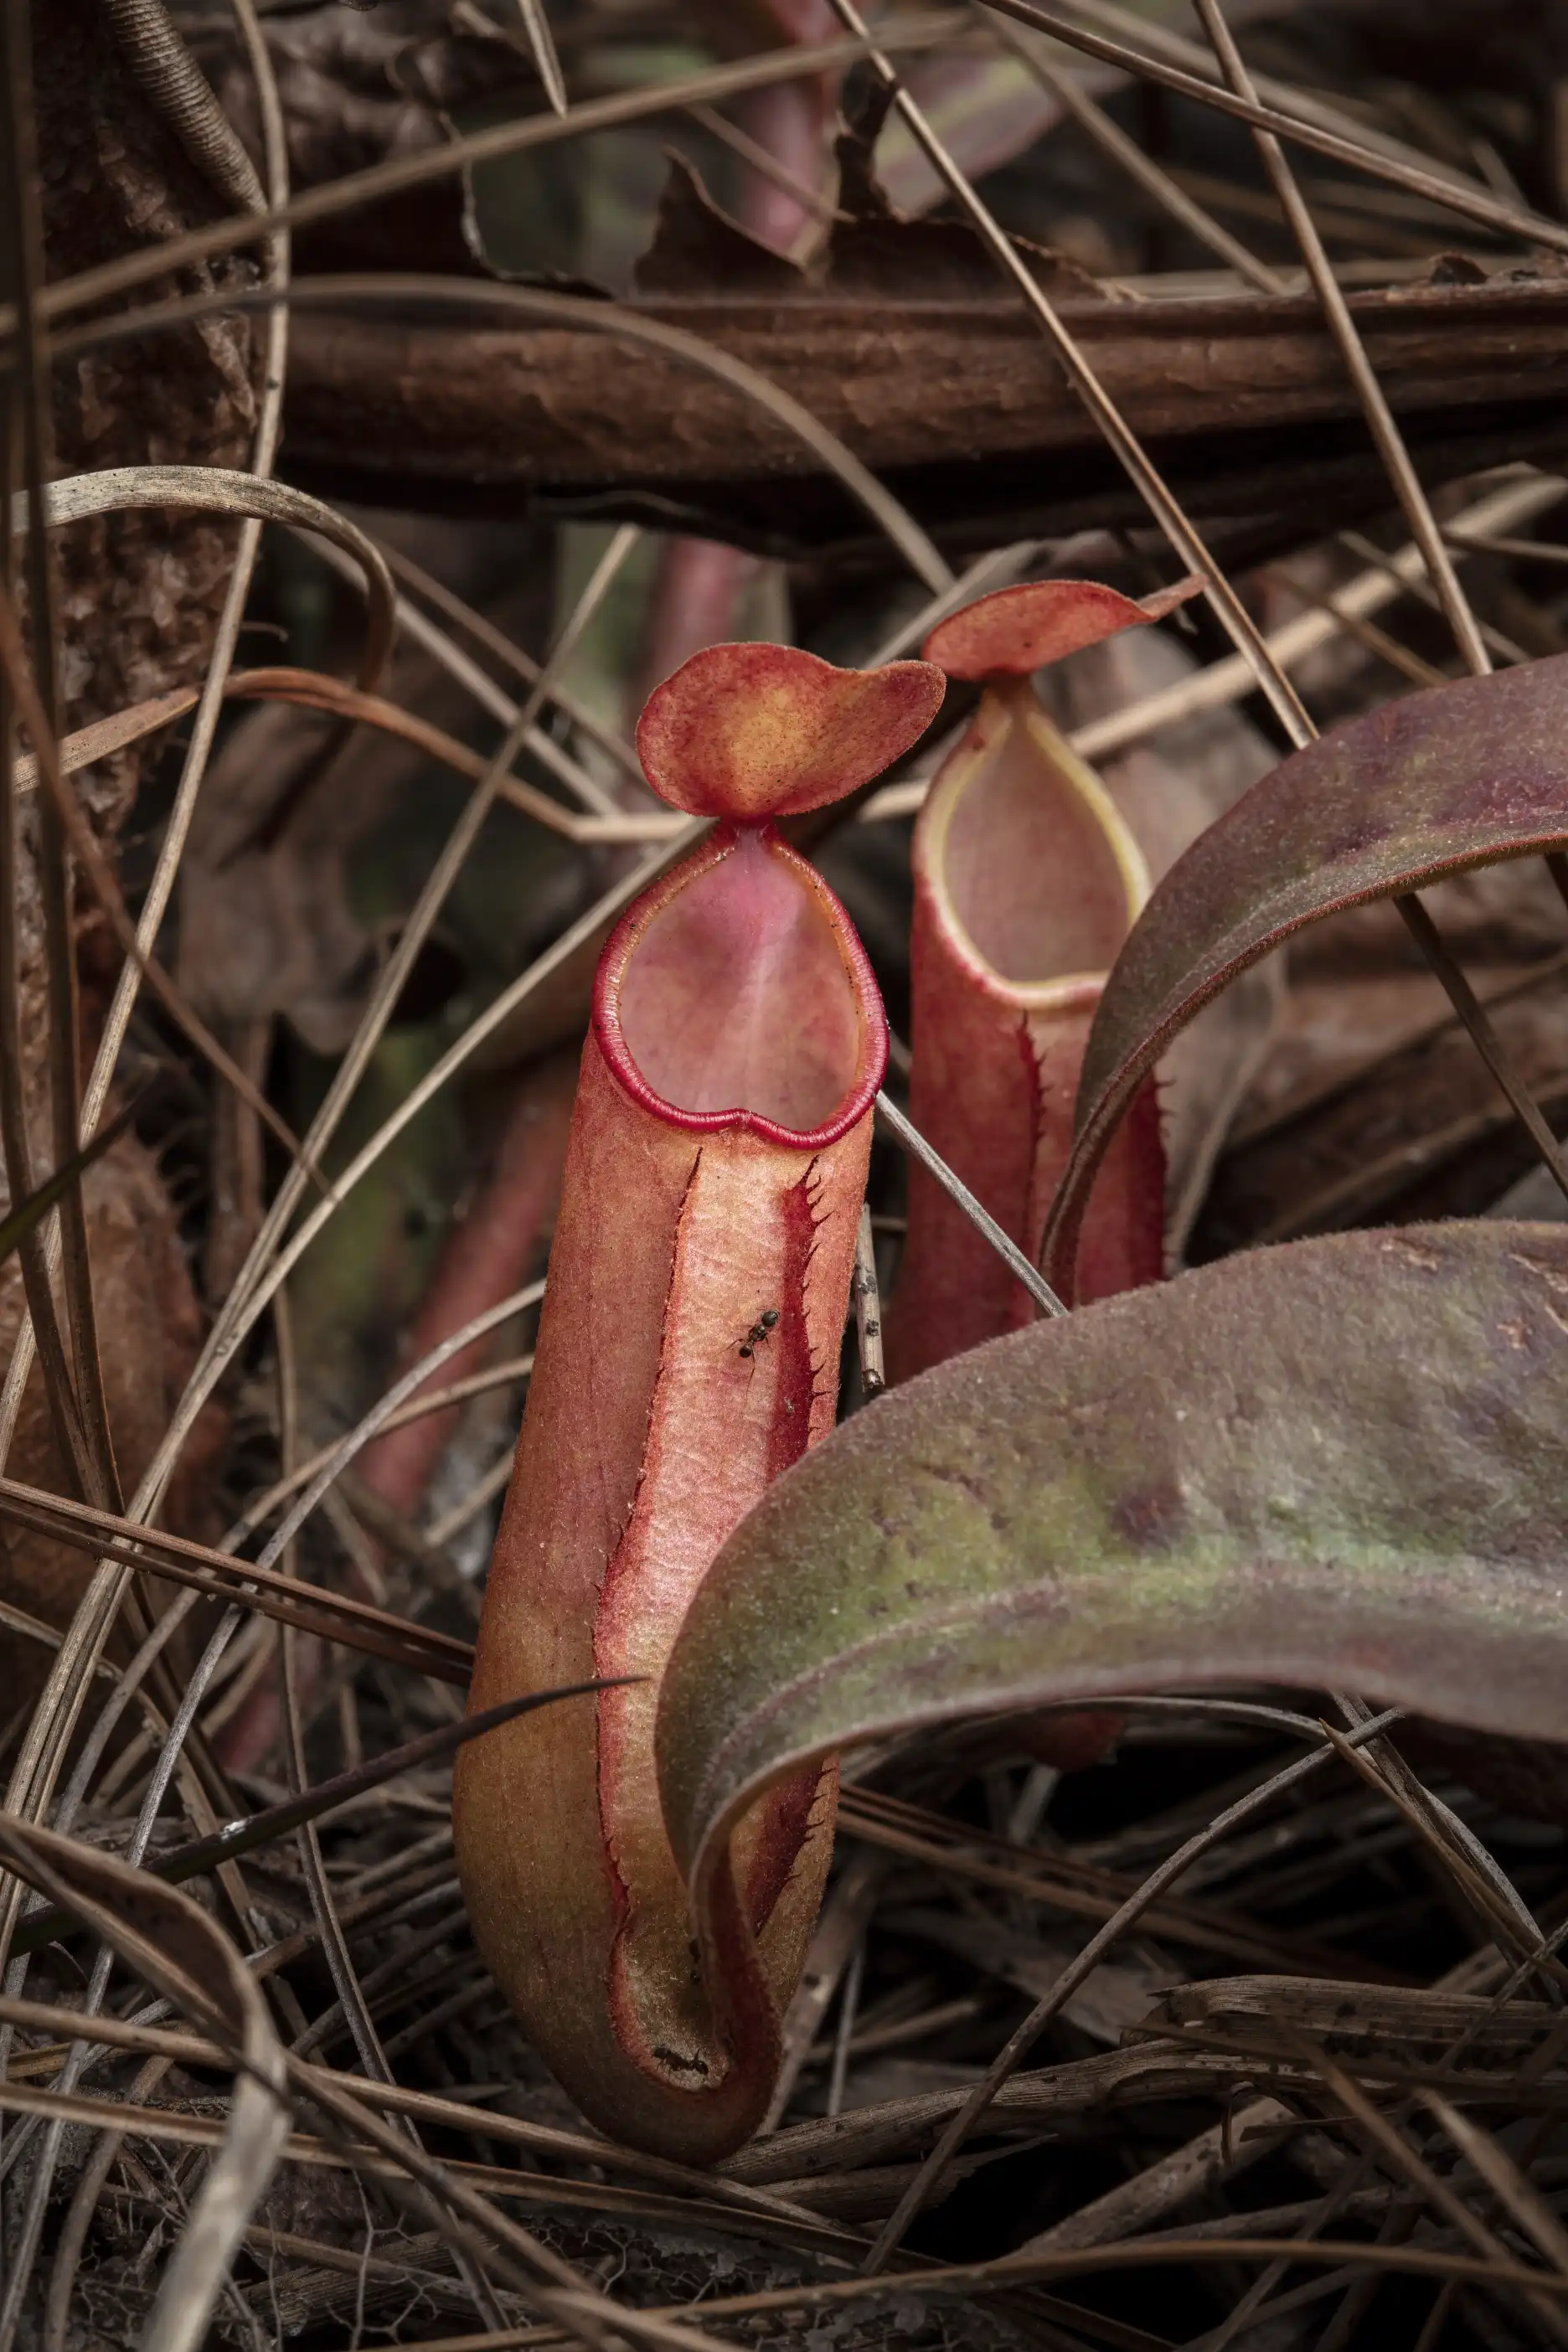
[736,1308,780,1360]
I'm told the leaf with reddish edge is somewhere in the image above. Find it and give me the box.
[456,646,920,2165]
[658,1221,1568,1993]
[1042,655,1568,1303]
[922,575,1201,682]
[635,641,946,820]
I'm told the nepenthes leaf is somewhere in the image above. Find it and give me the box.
[1041,656,1568,1298]
[657,1222,1568,1982]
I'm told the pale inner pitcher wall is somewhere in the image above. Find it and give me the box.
[941,713,1135,986]
[618,833,863,1132]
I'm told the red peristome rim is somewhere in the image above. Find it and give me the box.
[592,823,888,1149]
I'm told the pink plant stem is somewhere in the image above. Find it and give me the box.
[353,1053,575,1521]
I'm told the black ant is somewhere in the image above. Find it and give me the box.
[737,1308,780,1360]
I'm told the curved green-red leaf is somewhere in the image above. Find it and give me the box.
[1041,658,1568,1299]
[658,1222,1568,1916]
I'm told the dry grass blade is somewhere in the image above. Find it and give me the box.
[273,1277,510,2332]
[338,1354,530,1487]
[761,1850,886,2135]
[1338,524,1532,670]
[988,13,1284,293]
[373,537,647,790]
[1259,563,1447,692]
[225,1279,543,1545]
[13,467,395,689]
[833,0,1315,747]
[281,2063,616,2334]
[1420,2092,1568,2279]
[0,1478,475,1680]
[7,683,199,789]
[239,1278,545,1564]
[349,2234,1568,2351]
[0,581,319,1176]
[685,99,843,226]
[1190,0,1488,679]
[541,2297,747,2352]
[860,1707,1402,2272]
[1317,1720,1560,1982]
[0,2073,859,2272]
[876,1092,1065,1318]
[11,667,683,843]
[508,0,567,116]
[1300,2040,1568,2346]
[304,544,620,822]
[12,1681,616,1957]
[0,1090,144,1267]
[1022,2093,1295,2254]
[0,1817,289,2352]
[837,1785,1393,1975]
[0,1994,828,2228]
[977,0,1568,256]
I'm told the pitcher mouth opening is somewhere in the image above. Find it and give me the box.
[594,825,887,1148]
[930,689,1148,1006]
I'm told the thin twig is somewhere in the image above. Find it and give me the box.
[823,0,1313,746]
[0,1481,476,1682]
[974,0,1568,256]
[0,583,320,1175]
[1189,0,1490,677]
[988,12,1285,292]
[860,1709,1403,2272]
[508,0,566,114]
[875,1093,1065,1319]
